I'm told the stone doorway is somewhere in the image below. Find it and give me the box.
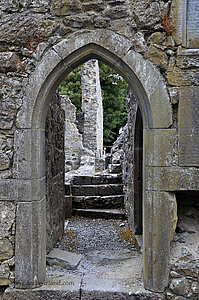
[44,58,144,295]
[42,58,147,296]
[13,31,174,293]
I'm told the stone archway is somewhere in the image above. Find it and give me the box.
[14,30,176,292]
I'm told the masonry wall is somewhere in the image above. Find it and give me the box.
[123,86,138,233]
[45,92,65,253]
[61,95,84,173]
[122,86,199,299]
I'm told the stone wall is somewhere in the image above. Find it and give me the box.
[61,95,84,173]
[45,92,65,253]
[167,192,199,299]
[61,95,95,178]
[81,59,103,158]
[122,86,138,232]
[0,203,15,293]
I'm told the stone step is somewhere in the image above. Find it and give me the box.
[107,164,122,174]
[4,278,164,299]
[72,208,127,220]
[81,278,164,300]
[72,195,124,209]
[71,184,123,196]
[71,173,123,185]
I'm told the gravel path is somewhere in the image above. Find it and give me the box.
[47,217,143,283]
[56,217,138,254]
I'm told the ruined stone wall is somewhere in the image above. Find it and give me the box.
[61,95,95,177]
[45,92,65,253]
[122,86,138,232]
[61,95,84,173]
[0,203,15,294]
[81,59,103,158]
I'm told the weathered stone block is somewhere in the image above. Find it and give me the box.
[170,0,186,46]
[0,238,13,261]
[82,1,104,13]
[147,32,166,45]
[178,86,199,166]
[167,65,199,86]
[0,152,10,171]
[53,30,131,63]
[46,249,82,270]
[0,76,22,130]
[15,199,46,288]
[51,0,82,16]
[0,263,9,286]
[123,50,172,129]
[186,0,199,48]
[0,202,15,238]
[169,277,189,297]
[72,184,123,196]
[176,48,199,69]
[81,277,165,299]
[144,129,178,167]
[133,0,160,29]
[0,13,58,46]
[0,131,14,174]
[3,285,80,300]
[16,49,65,129]
[147,45,168,70]
[73,194,124,209]
[104,5,128,19]
[0,178,45,202]
[81,59,103,158]
[143,191,177,291]
[45,92,65,253]
[13,129,45,179]
[172,248,199,279]
[144,166,199,191]
[0,53,21,73]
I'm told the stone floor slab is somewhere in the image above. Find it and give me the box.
[81,278,165,299]
[3,285,80,300]
[46,249,82,270]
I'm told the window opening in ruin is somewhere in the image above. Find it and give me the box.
[172,192,199,257]
[44,59,144,285]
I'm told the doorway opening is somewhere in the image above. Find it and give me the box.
[44,59,144,291]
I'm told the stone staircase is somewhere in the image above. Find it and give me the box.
[66,173,126,219]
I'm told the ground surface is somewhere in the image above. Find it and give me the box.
[46,217,143,289]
